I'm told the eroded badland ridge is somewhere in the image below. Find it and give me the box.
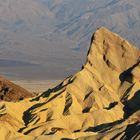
[0,27,140,140]
[0,76,33,101]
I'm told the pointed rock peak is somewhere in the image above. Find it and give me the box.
[94,26,112,35]
[85,27,140,73]
[89,27,139,53]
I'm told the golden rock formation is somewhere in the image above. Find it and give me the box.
[0,27,140,140]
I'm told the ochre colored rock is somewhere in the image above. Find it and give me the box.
[0,27,140,140]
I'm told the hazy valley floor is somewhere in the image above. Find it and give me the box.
[12,80,61,93]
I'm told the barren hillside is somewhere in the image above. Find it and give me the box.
[0,27,140,140]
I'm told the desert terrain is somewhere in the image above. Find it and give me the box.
[0,27,139,140]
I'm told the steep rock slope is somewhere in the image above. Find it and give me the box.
[0,76,33,101]
[0,27,140,140]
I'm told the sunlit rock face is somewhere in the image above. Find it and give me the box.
[0,27,140,140]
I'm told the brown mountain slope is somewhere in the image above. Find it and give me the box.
[0,27,140,140]
[0,76,33,101]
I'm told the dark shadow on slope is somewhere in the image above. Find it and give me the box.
[19,102,47,133]
[30,82,64,102]
[45,89,65,104]
[30,76,74,102]
[120,83,135,103]
[104,101,118,110]
[22,89,65,127]
[19,61,140,136]
[111,122,140,140]
[19,76,75,133]
[85,89,140,137]
[23,102,47,126]
[110,131,124,140]
[63,92,73,115]
[85,119,123,133]
[119,60,140,84]
[123,89,140,119]
[46,127,65,135]
[82,107,91,113]
[80,32,96,70]
[24,126,41,135]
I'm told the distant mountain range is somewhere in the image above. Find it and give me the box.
[0,0,140,79]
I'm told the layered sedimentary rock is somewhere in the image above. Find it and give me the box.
[0,27,140,140]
